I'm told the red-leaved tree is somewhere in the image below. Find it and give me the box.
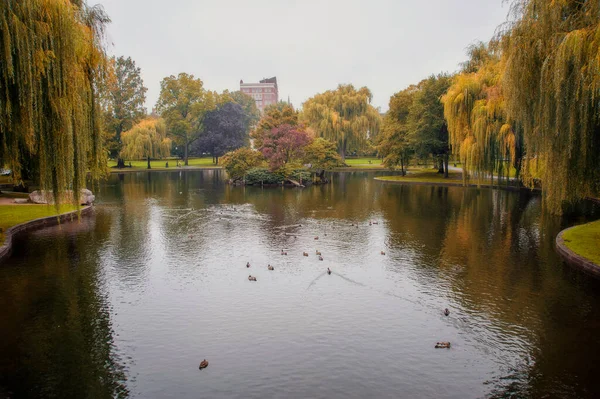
[260,124,311,171]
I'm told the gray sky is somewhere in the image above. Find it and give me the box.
[98,0,508,112]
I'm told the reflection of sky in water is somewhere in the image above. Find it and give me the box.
[1,170,600,398]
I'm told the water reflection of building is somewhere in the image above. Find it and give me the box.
[240,77,278,113]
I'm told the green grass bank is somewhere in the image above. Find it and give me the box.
[561,220,600,266]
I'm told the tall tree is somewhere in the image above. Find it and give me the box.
[302,84,381,161]
[155,73,216,165]
[443,44,519,185]
[228,91,260,130]
[378,86,417,175]
[190,102,248,164]
[120,119,171,169]
[0,0,109,201]
[251,103,299,149]
[408,74,452,177]
[104,56,147,168]
[502,0,600,213]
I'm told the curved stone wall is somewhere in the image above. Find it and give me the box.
[0,206,93,263]
[556,226,600,279]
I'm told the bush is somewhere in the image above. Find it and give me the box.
[290,169,311,182]
[245,168,285,185]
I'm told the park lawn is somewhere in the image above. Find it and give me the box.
[0,204,79,242]
[376,168,464,183]
[342,157,384,168]
[562,220,600,265]
[107,157,219,170]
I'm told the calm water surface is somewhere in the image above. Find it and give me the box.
[1,170,600,398]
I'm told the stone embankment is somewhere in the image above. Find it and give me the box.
[556,226,600,279]
[0,206,93,263]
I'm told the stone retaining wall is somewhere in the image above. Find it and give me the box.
[556,226,600,279]
[0,206,93,263]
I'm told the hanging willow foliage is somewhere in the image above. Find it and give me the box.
[301,84,381,161]
[442,45,521,186]
[502,0,600,213]
[0,0,109,203]
[120,118,171,169]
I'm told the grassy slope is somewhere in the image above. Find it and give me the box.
[0,204,79,242]
[562,220,600,265]
[339,157,384,169]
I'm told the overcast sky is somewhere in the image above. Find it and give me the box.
[98,0,509,112]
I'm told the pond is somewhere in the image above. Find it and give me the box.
[1,170,600,398]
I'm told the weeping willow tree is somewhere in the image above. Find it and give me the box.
[0,0,110,202]
[120,119,171,169]
[442,43,520,186]
[301,84,381,161]
[502,0,600,213]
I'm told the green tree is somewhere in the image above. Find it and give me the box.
[120,119,171,169]
[228,91,260,130]
[302,84,381,161]
[303,138,343,170]
[221,147,264,181]
[408,74,452,177]
[155,73,216,165]
[104,56,147,168]
[378,86,417,175]
[0,0,109,201]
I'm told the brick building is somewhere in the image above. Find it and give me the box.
[240,77,279,113]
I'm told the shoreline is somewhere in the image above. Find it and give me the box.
[109,166,222,173]
[0,206,93,263]
[556,225,600,279]
[373,176,531,192]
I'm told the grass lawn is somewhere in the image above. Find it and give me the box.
[376,168,464,184]
[0,204,79,242]
[341,157,384,168]
[562,220,600,265]
[108,157,220,170]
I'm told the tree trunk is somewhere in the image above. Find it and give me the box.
[443,153,449,178]
[437,156,444,174]
[339,138,347,162]
[184,139,189,166]
[147,156,151,169]
[117,158,125,169]
[400,157,405,176]
[215,155,219,165]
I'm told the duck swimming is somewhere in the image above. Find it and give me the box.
[314,236,319,240]
[199,359,209,369]
[281,250,287,255]
[381,251,386,255]
[248,275,257,281]
[303,252,309,257]
[268,265,274,270]
[316,250,321,256]
[319,255,324,261]
[444,308,450,316]
[327,268,331,275]
[246,262,250,268]
[435,342,451,349]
